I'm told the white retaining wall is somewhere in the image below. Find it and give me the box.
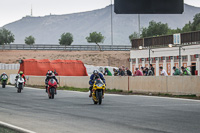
[0,63,20,70]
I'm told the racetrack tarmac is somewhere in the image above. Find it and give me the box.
[0,86,200,133]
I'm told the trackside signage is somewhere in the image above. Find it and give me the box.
[173,33,181,45]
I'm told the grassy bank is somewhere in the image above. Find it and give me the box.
[0,127,18,133]
[24,84,200,100]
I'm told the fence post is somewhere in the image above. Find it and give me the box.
[128,76,130,92]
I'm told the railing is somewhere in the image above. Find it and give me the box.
[132,30,200,48]
[0,44,132,51]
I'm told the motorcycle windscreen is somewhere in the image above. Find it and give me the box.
[2,75,7,80]
[95,79,104,87]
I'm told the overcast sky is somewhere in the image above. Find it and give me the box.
[0,0,200,27]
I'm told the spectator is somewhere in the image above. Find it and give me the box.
[126,67,132,76]
[133,68,143,76]
[181,66,191,76]
[104,68,112,76]
[119,68,125,76]
[173,66,181,75]
[159,66,168,76]
[99,67,104,74]
[144,68,148,76]
[121,65,125,71]
[141,67,146,76]
[54,69,58,76]
[149,64,155,76]
[113,68,118,76]
[145,68,153,76]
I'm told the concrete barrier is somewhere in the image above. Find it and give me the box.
[25,76,200,96]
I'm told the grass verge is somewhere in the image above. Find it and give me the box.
[22,84,200,100]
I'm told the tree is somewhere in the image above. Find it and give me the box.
[191,13,200,31]
[141,21,169,38]
[59,32,73,46]
[182,21,192,33]
[167,28,182,35]
[129,32,140,43]
[0,28,15,45]
[25,36,35,45]
[86,32,105,51]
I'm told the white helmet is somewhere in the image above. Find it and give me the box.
[93,70,98,74]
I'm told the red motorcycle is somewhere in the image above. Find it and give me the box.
[47,78,57,99]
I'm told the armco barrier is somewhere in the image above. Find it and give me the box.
[25,76,200,96]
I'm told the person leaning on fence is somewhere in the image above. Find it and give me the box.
[173,66,181,75]
[181,66,191,76]
[113,68,118,76]
[141,67,146,76]
[119,68,125,76]
[126,67,132,76]
[150,64,155,76]
[145,68,154,76]
[104,68,112,76]
[133,68,143,76]
[159,66,168,76]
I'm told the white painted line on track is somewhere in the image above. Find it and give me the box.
[6,85,200,102]
[0,121,36,133]
[127,95,200,102]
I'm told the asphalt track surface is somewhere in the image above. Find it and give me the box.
[0,86,200,133]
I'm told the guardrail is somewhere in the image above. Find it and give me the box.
[0,44,132,51]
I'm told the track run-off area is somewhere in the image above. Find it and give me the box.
[1,86,200,133]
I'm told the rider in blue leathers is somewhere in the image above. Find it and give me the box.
[89,70,105,97]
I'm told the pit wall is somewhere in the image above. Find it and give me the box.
[25,76,200,96]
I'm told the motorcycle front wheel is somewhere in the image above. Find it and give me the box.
[98,91,102,105]
[18,84,22,93]
[2,81,6,88]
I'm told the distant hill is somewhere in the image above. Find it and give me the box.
[3,4,200,45]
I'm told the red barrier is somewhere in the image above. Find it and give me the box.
[18,59,88,76]
[195,70,198,75]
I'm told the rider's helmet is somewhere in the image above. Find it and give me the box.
[93,70,99,77]
[93,70,98,74]
[47,71,53,77]
[19,71,23,75]
[2,72,6,75]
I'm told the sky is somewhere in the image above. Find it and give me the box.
[0,0,200,27]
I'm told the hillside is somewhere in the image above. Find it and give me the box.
[0,50,130,67]
[3,4,200,45]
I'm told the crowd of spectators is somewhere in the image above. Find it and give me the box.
[99,64,191,77]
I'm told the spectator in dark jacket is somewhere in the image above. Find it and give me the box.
[145,68,154,76]
[141,67,146,76]
[150,64,155,76]
[126,67,132,76]
[119,68,125,76]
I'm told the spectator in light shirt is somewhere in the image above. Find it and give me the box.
[159,66,168,76]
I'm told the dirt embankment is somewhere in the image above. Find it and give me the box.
[0,50,130,67]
